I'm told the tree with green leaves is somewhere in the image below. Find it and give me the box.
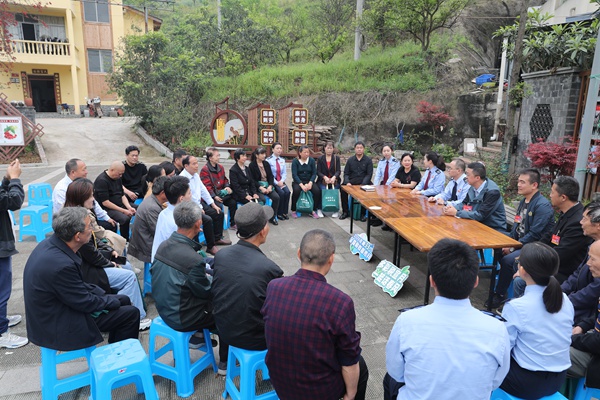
[308,0,355,63]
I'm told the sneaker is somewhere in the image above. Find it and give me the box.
[312,211,319,219]
[139,318,152,331]
[189,334,218,349]
[292,212,298,219]
[332,212,339,218]
[0,332,28,349]
[7,315,22,327]
[317,210,324,218]
[218,361,227,376]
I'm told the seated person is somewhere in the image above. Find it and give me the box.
[172,149,187,175]
[291,145,322,219]
[266,142,291,220]
[201,147,238,228]
[64,178,150,331]
[23,207,139,350]
[564,240,600,324]
[384,238,510,400]
[428,158,469,207]
[93,161,136,241]
[121,145,148,204]
[373,144,400,186]
[129,176,168,264]
[499,242,573,399]
[410,152,446,197]
[249,147,280,225]
[317,141,342,218]
[159,160,176,177]
[229,149,264,205]
[140,164,165,199]
[390,153,421,190]
[152,201,227,366]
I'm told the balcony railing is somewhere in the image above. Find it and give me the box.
[10,39,70,56]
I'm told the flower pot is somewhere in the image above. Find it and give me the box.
[24,98,33,107]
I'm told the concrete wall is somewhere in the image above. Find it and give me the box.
[515,67,581,169]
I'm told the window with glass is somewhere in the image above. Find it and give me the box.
[83,0,110,23]
[87,49,113,73]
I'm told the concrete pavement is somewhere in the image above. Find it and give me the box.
[0,118,494,399]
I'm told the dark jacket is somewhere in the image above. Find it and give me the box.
[23,235,122,351]
[547,202,592,281]
[129,194,163,263]
[342,155,373,185]
[152,232,213,331]
[79,233,115,294]
[573,311,600,388]
[229,163,258,202]
[509,191,554,244]
[201,162,230,199]
[316,154,341,185]
[0,178,24,258]
[562,254,600,325]
[291,157,317,184]
[455,178,507,232]
[248,160,275,187]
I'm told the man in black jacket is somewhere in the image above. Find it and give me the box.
[339,142,373,221]
[0,159,27,349]
[23,207,139,351]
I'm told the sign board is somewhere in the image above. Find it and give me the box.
[0,117,24,146]
[260,108,276,126]
[210,109,246,145]
[292,108,308,125]
[292,129,308,146]
[349,233,374,262]
[372,261,410,297]
[261,129,276,146]
[32,69,48,74]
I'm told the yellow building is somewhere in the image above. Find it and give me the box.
[0,0,161,113]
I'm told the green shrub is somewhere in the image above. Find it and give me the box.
[181,131,213,157]
[431,143,459,163]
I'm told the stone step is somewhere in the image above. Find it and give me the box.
[487,141,503,148]
[480,145,502,154]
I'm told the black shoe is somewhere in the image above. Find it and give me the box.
[484,293,506,309]
[360,215,368,222]
[277,215,286,221]
[371,219,383,227]
[269,218,278,225]
[281,214,289,220]
[382,224,392,231]
[339,212,348,220]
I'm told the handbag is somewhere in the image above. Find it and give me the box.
[296,191,314,214]
[258,181,269,188]
[322,184,340,212]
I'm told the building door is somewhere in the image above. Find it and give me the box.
[21,23,36,41]
[29,76,57,112]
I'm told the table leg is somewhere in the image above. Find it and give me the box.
[486,250,500,311]
[393,232,398,266]
[424,268,431,305]
[366,213,371,241]
[350,196,354,234]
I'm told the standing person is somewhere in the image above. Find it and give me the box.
[487,169,555,308]
[266,142,291,220]
[317,141,342,218]
[411,151,446,197]
[390,153,421,190]
[262,229,368,400]
[384,239,510,400]
[229,149,263,205]
[211,203,283,373]
[499,243,573,398]
[291,145,321,219]
[201,147,238,229]
[373,144,400,186]
[0,159,27,349]
[121,145,148,204]
[249,147,280,225]
[428,158,470,207]
[339,141,373,221]
[93,161,136,241]
[172,149,187,175]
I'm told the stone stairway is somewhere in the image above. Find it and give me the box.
[462,140,503,163]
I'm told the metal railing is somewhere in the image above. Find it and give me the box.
[9,39,70,56]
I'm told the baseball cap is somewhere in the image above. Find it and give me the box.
[236,202,274,239]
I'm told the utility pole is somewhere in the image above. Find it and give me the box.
[217,0,222,30]
[575,26,600,199]
[354,0,364,61]
[492,37,508,141]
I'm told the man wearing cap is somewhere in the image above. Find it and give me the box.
[211,202,283,373]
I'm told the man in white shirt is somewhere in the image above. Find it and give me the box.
[384,238,510,400]
[179,156,230,249]
[52,158,116,232]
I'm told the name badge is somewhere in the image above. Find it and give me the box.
[551,234,560,245]
[463,205,473,212]
[514,215,522,223]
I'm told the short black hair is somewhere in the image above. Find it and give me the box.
[172,149,187,162]
[233,149,246,161]
[159,161,176,176]
[452,158,466,172]
[271,142,282,151]
[182,155,195,167]
[65,158,81,175]
[354,141,365,149]
[125,145,140,155]
[163,176,190,204]
[467,162,486,181]
[553,176,579,202]
[519,168,541,186]
[428,239,479,299]
[299,229,335,267]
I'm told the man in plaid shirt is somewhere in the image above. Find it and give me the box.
[261,229,368,400]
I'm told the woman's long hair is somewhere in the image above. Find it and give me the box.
[518,242,563,314]
[64,178,94,208]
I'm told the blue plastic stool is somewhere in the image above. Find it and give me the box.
[222,346,278,400]
[19,205,53,242]
[490,388,567,399]
[40,345,95,399]
[143,262,152,297]
[28,183,53,207]
[149,317,217,398]
[198,231,207,245]
[574,378,600,400]
[89,338,158,400]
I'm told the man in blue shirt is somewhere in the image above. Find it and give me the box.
[384,238,510,400]
[427,158,470,207]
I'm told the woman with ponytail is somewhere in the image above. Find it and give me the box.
[499,242,574,398]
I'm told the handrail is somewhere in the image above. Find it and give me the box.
[9,39,70,56]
